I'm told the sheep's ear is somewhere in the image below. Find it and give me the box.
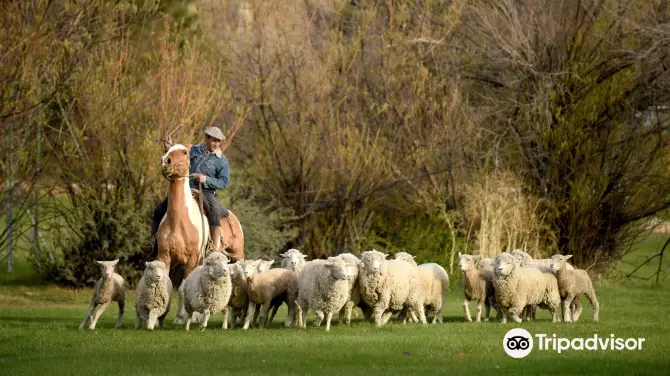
[145,261,148,267]
[411,255,416,259]
[382,253,389,259]
[95,260,103,265]
[280,252,287,257]
[111,259,119,265]
[458,252,462,258]
[301,254,307,259]
[565,255,573,260]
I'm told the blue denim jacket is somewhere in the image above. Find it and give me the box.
[189,142,230,192]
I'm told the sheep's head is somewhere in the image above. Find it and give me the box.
[509,249,533,266]
[478,258,495,271]
[494,253,519,277]
[337,253,360,281]
[550,254,572,273]
[360,249,388,274]
[256,259,274,273]
[394,252,417,266]
[95,259,119,278]
[240,259,260,279]
[325,257,351,280]
[204,252,230,279]
[458,252,480,272]
[280,249,307,272]
[144,260,167,283]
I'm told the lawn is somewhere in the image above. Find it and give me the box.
[0,234,669,375]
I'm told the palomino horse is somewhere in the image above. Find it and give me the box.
[157,144,245,325]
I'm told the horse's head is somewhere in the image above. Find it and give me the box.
[161,144,190,180]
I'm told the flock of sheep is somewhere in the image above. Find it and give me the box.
[78,247,600,331]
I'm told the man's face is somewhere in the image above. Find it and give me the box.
[205,136,222,152]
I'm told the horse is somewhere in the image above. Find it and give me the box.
[157,143,245,325]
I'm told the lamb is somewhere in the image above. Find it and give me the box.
[550,254,600,322]
[280,248,307,273]
[357,249,426,327]
[457,253,497,322]
[337,252,365,324]
[182,251,233,331]
[510,248,574,272]
[135,260,173,330]
[79,259,125,330]
[394,252,450,324]
[493,252,561,323]
[297,257,353,331]
[223,261,249,329]
[241,263,299,330]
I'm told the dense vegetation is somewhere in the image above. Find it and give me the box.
[1,0,669,286]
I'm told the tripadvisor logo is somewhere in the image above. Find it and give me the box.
[503,328,645,358]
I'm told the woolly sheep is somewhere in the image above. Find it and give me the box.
[358,249,426,327]
[395,252,450,324]
[135,260,173,330]
[337,252,365,324]
[280,248,307,273]
[457,253,497,322]
[79,259,125,330]
[182,252,233,331]
[550,254,600,322]
[493,252,561,323]
[510,248,575,271]
[241,264,299,330]
[298,257,352,331]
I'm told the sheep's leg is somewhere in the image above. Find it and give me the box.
[381,311,393,325]
[313,310,325,327]
[476,299,484,323]
[173,282,187,325]
[252,304,261,326]
[88,302,110,330]
[484,298,491,322]
[198,310,211,331]
[325,312,334,332]
[373,306,386,327]
[242,302,256,330]
[79,301,96,330]
[507,306,523,323]
[500,308,508,324]
[300,306,309,329]
[585,290,599,322]
[135,313,141,329]
[147,313,158,330]
[562,295,575,323]
[296,303,303,328]
[269,304,280,326]
[571,297,583,322]
[463,299,472,322]
[414,302,427,324]
[434,304,444,324]
[185,312,193,331]
[115,299,124,328]
[222,307,229,329]
[258,303,271,328]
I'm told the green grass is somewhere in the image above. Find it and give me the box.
[1,233,669,375]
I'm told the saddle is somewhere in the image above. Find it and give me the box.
[190,188,230,218]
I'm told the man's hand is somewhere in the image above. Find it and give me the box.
[162,134,173,152]
[191,173,206,183]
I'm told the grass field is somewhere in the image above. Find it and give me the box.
[1,233,669,375]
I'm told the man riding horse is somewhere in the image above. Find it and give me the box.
[150,126,234,255]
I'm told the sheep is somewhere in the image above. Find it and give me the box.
[510,248,575,272]
[493,252,561,323]
[394,252,450,324]
[457,253,497,322]
[241,263,299,330]
[79,259,125,330]
[297,257,352,331]
[135,260,173,330]
[223,261,248,329]
[477,257,503,320]
[337,252,366,324]
[550,254,600,322]
[280,248,307,273]
[182,251,233,331]
[357,249,426,327]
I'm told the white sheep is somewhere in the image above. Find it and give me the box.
[358,249,426,327]
[457,253,497,322]
[298,257,352,331]
[493,252,561,323]
[337,252,364,325]
[79,259,125,330]
[241,264,299,330]
[550,254,600,322]
[280,248,307,273]
[223,262,248,329]
[394,252,450,324]
[135,260,173,330]
[182,252,233,331]
[510,248,575,271]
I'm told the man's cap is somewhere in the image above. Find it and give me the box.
[204,126,226,141]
